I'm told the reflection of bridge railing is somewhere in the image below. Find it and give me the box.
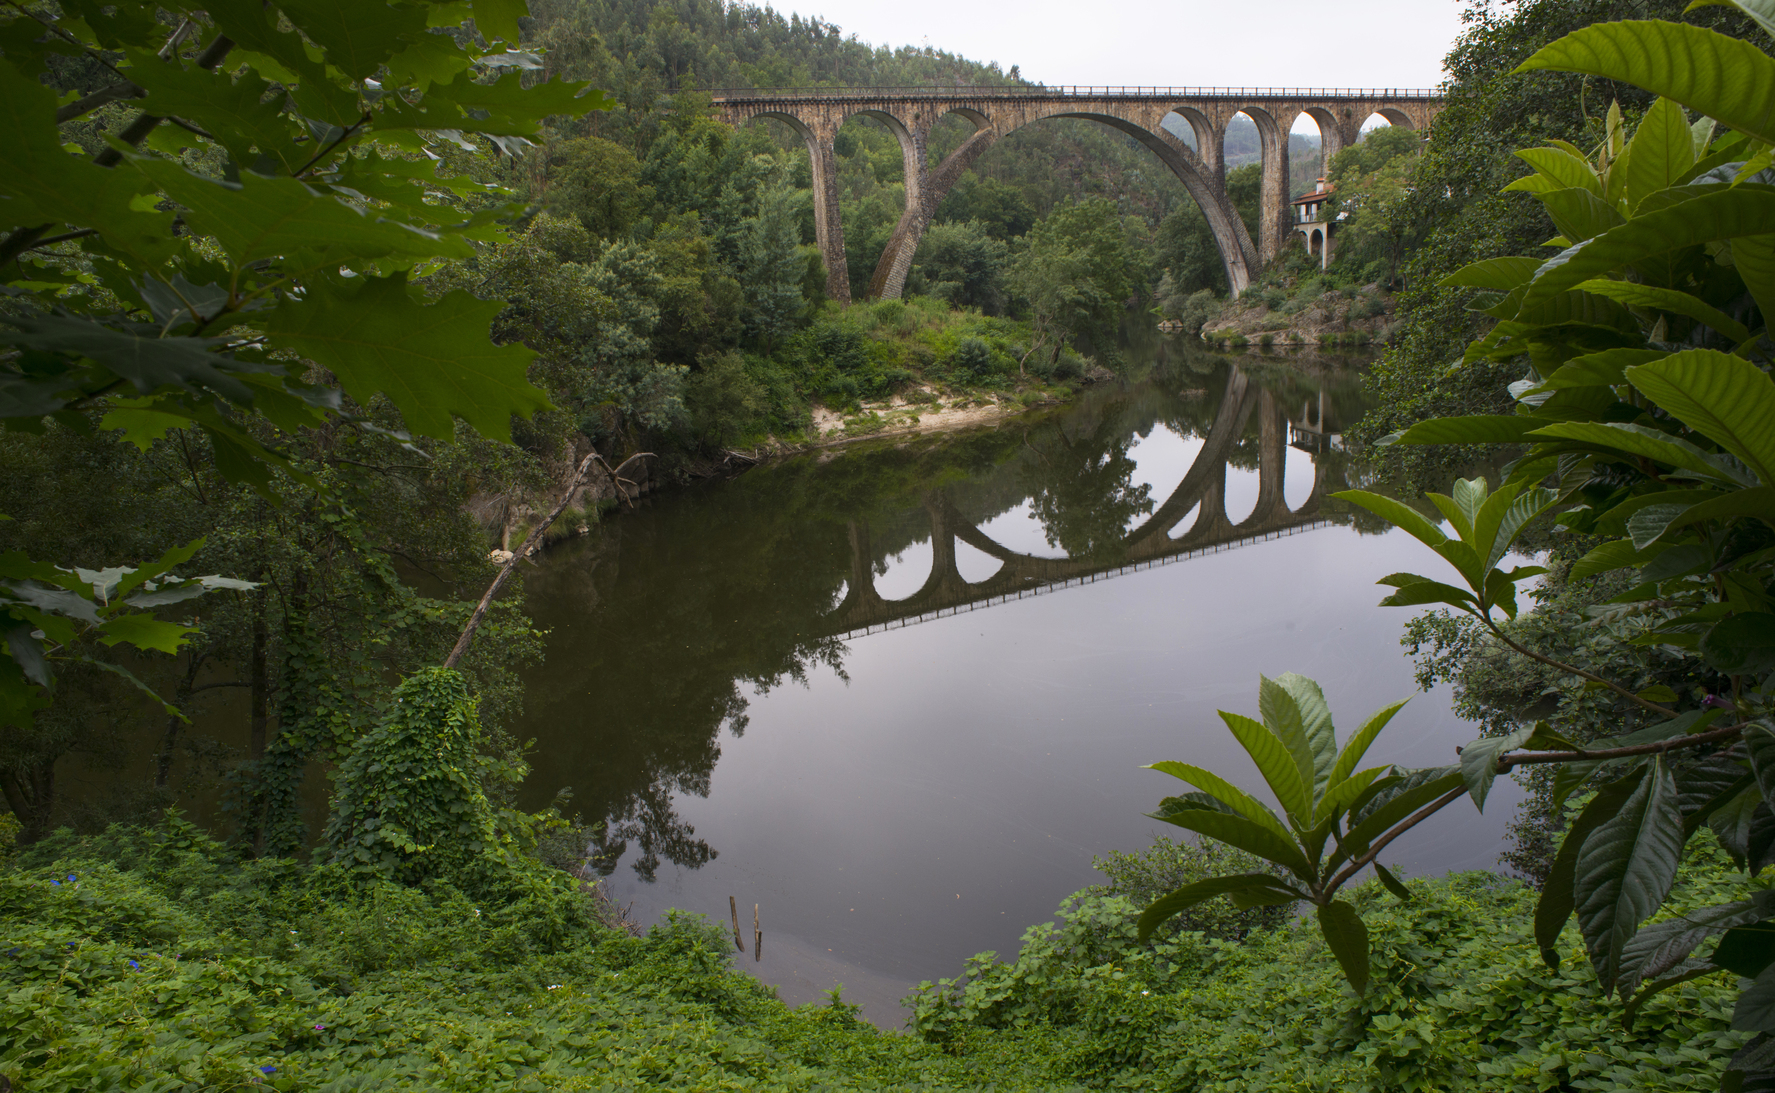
[708,86,1441,102]
[833,518,1338,643]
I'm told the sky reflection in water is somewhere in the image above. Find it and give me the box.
[513,349,1521,1025]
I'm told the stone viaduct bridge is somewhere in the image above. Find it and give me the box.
[822,366,1350,640]
[710,86,1443,305]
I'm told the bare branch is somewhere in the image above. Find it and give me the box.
[443,451,652,669]
[1326,785,1466,895]
[1498,722,1745,770]
[1482,616,1679,720]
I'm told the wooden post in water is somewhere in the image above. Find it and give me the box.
[729,896,745,953]
[754,903,762,962]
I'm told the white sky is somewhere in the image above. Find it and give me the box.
[789,0,1470,132]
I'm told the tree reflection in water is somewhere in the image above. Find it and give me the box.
[514,348,1375,881]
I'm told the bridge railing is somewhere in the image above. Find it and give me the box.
[707,85,1442,102]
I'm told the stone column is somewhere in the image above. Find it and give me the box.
[806,116,852,306]
[1252,388,1289,522]
[1255,108,1291,267]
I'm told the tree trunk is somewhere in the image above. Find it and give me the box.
[249,594,269,762]
[154,651,207,788]
[1,760,56,843]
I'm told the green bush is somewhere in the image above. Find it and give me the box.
[910,840,1749,1090]
[0,817,1060,1092]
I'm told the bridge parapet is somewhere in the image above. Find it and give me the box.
[711,86,1443,304]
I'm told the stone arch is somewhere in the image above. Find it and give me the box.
[867,105,993,301]
[1228,105,1293,264]
[870,104,1259,304]
[745,110,850,304]
[1372,106,1416,130]
[1161,105,1220,173]
[1296,105,1351,177]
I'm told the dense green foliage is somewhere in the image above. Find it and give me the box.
[1147,6,1775,1087]
[914,847,1749,1091]
[0,816,1051,1091]
[1356,0,1771,467]
[4,811,1757,1092]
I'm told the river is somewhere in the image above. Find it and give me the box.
[509,339,1524,1027]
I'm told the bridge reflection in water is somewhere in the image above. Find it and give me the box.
[831,367,1348,639]
[515,350,1375,885]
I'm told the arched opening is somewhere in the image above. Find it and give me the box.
[748,110,850,304]
[1288,111,1330,201]
[873,537,932,601]
[1309,228,1323,257]
[834,110,913,302]
[1165,503,1202,540]
[954,538,1003,584]
[977,501,1069,560]
[1284,446,1317,511]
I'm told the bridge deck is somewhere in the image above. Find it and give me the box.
[831,518,1338,643]
[708,85,1440,103]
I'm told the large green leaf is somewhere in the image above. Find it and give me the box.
[0,63,172,265]
[1332,491,1447,550]
[1702,615,1775,676]
[1148,806,1313,880]
[1732,232,1775,326]
[1625,350,1775,485]
[473,0,529,43]
[1537,768,1645,967]
[1145,761,1294,843]
[1316,900,1371,993]
[1460,724,1541,813]
[1525,420,1741,481]
[132,160,470,267]
[123,49,299,174]
[1262,674,1338,809]
[0,316,258,407]
[1618,893,1775,997]
[1384,416,1544,446]
[1518,189,1775,313]
[1687,0,1775,39]
[1624,97,1697,211]
[1441,256,1543,289]
[1667,487,1775,534]
[1329,698,1409,788]
[1517,20,1775,146]
[1570,538,1669,581]
[1540,348,1669,390]
[1573,278,1751,343]
[1478,483,1559,572]
[1313,767,1388,826]
[1575,757,1685,985]
[1335,768,1465,870]
[260,274,549,442]
[1507,148,1602,196]
[1538,187,1627,244]
[276,0,429,81]
[1217,711,1312,823]
[1136,873,1303,942]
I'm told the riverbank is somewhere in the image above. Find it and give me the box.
[3,815,1745,1091]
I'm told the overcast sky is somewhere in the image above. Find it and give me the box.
[790,0,1470,131]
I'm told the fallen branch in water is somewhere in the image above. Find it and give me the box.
[444,451,652,669]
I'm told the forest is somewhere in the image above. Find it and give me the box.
[5,0,1775,1089]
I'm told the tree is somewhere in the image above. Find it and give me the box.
[910,220,1011,314]
[1007,197,1135,372]
[0,0,606,834]
[1135,7,1775,1086]
[1326,138,1423,288]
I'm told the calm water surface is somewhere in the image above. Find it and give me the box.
[511,345,1521,1025]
